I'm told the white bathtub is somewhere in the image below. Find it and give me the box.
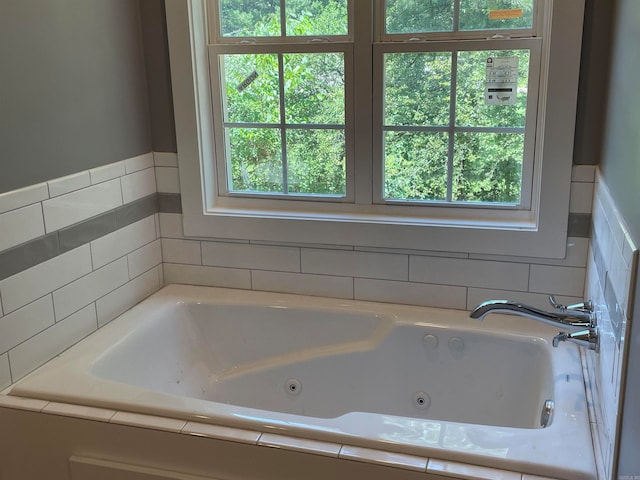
[9,285,596,479]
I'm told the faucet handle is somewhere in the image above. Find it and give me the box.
[548,296,593,312]
[552,331,569,347]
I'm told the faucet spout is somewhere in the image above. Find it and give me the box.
[469,299,595,329]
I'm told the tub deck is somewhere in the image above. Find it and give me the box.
[7,285,596,479]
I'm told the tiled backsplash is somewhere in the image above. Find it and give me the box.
[0,153,164,389]
[583,171,638,480]
[158,161,596,313]
[2,153,639,480]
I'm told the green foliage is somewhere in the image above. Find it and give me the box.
[218,1,534,204]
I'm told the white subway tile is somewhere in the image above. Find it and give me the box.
[153,152,178,167]
[356,245,468,259]
[0,204,45,252]
[0,296,55,354]
[158,264,165,287]
[91,216,156,269]
[470,237,589,268]
[124,152,154,173]
[182,422,261,444]
[410,256,529,291]
[0,183,48,214]
[9,304,96,382]
[301,249,407,280]
[571,165,596,183]
[164,263,251,289]
[569,182,594,214]
[339,445,427,472]
[355,278,466,309]
[467,288,583,312]
[96,267,160,327]
[154,213,160,238]
[258,433,341,458]
[0,395,48,412]
[127,239,162,279]
[155,166,180,193]
[52,258,129,321]
[252,271,353,299]
[427,459,519,480]
[529,265,586,297]
[42,179,122,232]
[622,232,637,268]
[43,402,116,422]
[0,353,11,389]
[110,411,185,433]
[0,245,92,314]
[47,171,91,197]
[89,161,126,185]
[121,168,157,204]
[202,242,300,272]
[158,213,184,239]
[609,247,632,318]
[162,238,201,265]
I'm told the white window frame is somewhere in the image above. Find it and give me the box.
[165,0,585,258]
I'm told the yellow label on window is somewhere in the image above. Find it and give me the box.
[489,8,524,20]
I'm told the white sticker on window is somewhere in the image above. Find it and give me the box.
[485,57,518,105]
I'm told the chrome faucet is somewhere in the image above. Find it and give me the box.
[470,296,599,351]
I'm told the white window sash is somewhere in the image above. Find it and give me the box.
[165,0,585,258]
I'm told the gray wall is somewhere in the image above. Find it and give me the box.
[598,0,640,477]
[0,0,152,194]
[140,0,177,153]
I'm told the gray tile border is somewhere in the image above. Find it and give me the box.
[59,211,117,253]
[0,233,60,281]
[0,195,160,282]
[116,194,159,228]
[568,212,592,238]
[158,193,182,213]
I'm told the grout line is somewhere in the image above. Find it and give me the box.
[6,350,13,384]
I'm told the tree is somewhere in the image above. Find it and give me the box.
[217,0,534,204]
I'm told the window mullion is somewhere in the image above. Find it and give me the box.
[277,53,288,194]
[453,0,461,32]
[280,0,287,37]
[353,0,373,204]
[446,51,458,203]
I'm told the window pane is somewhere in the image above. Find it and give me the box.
[284,53,345,125]
[286,0,348,36]
[384,131,449,201]
[227,128,283,193]
[453,132,523,203]
[219,0,281,37]
[287,129,346,195]
[384,52,452,127]
[456,49,530,128]
[459,0,534,31]
[222,54,280,124]
[385,0,454,34]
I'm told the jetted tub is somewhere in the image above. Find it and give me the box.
[9,285,596,479]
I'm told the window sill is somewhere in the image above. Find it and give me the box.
[182,207,568,259]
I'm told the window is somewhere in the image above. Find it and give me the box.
[166,0,585,257]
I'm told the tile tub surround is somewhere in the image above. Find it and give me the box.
[583,171,638,480]
[159,163,596,312]
[3,285,595,479]
[0,153,166,388]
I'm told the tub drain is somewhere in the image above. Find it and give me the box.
[413,391,431,410]
[285,379,302,395]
